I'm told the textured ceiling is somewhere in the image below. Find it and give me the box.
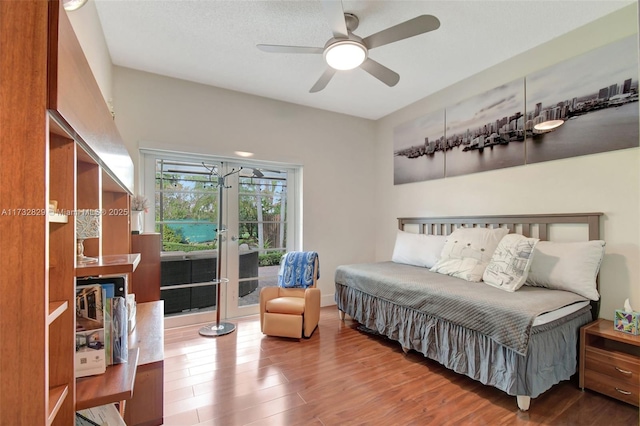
[94,0,634,120]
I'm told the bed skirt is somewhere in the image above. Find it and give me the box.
[335,283,592,398]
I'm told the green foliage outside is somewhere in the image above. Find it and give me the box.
[156,173,218,223]
[163,226,185,243]
[156,166,286,260]
[159,224,216,252]
[162,242,216,252]
[258,252,283,267]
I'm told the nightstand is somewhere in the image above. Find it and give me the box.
[580,319,640,406]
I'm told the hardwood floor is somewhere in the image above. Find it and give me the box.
[162,307,639,425]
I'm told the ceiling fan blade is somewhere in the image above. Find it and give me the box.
[363,15,440,50]
[309,68,337,93]
[321,0,348,38]
[360,58,400,87]
[257,44,324,54]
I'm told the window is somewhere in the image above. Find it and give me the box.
[141,151,300,323]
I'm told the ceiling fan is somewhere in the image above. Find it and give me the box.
[257,0,440,93]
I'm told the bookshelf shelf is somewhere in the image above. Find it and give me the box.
[76,254,141,278]
[47,301,68,325]
[49,213,68,224]
[47,385,68,426]
[76,348,139,411]
[75,301,164,425]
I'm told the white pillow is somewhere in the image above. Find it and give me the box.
[429,227,509,282]
[391,230,447,269]
[483,234,539,292]
[525,240,605,300]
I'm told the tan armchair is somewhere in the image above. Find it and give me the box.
[260,253,320,339]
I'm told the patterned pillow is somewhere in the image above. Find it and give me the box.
[429,227,509,282]
[483,234,539,292]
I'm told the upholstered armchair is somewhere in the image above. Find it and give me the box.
[260,252,321,339]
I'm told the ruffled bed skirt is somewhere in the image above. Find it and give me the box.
[335,283,592,398]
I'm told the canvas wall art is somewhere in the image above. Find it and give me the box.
[393,109,445,184]
[392,35,639,184]
[525,34,639,164]
[444,78,526,178]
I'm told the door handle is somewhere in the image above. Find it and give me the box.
[230,235,238,242]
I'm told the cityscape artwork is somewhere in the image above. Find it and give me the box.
[444,78,525,178]
[525,34,639,164]
[393,34,639,184]
[393,109,445,184]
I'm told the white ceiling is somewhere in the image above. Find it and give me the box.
[94,0,634,120]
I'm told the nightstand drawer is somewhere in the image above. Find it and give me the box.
[580,319,640,407]
[585,346,640,385]
[584,369,639,406]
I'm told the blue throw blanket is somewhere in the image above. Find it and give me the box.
[278,251,319,288]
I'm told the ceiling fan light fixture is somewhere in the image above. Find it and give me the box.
[324,41,367,71]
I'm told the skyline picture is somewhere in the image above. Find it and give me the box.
[525,34,639,164]
[393,109,445,184]
[392,35,638,185]
[444,78,526,177]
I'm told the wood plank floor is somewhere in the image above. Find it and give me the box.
[162,306,639,425]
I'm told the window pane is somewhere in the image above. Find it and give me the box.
[155,160,219,252]
[237,174,287,252]
[236,169,288,309]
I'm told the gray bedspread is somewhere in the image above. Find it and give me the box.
[335,262,588,355]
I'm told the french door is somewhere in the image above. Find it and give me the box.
[146,153,298,326]
[224,163,292,318]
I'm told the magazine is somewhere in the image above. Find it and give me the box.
[75,284,106,378]
[111,296,128,364]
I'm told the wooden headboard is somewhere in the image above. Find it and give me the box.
[398,213,602,241]
[398,213,604,318]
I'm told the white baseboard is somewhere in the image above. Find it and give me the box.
[321,294,336,307]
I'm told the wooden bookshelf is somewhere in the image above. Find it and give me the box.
[47,301,69,325]
[124,301,165,426]
[49,213,68,223]
[131,233,161,303]
[47,385,69,425]
[76,301,165,426]
[0,1,136,424]
[76,349,139,411]
[76,254,141,278]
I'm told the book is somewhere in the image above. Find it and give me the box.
[76,275,127,298]
[75,277,129,372]
[75,284,106,378]
[76,403,126,426]
[126,293,136,334]
[76,275,127,366]
[101,284,114,365]
[111,296,128,364]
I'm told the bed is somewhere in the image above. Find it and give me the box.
[335,213,604,411]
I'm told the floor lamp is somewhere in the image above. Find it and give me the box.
[199,165,262,337]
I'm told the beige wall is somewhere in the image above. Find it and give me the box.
[66,2,113,105]
[374,5,640,319]
[72,2,638,317]
[112,67,377,305]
